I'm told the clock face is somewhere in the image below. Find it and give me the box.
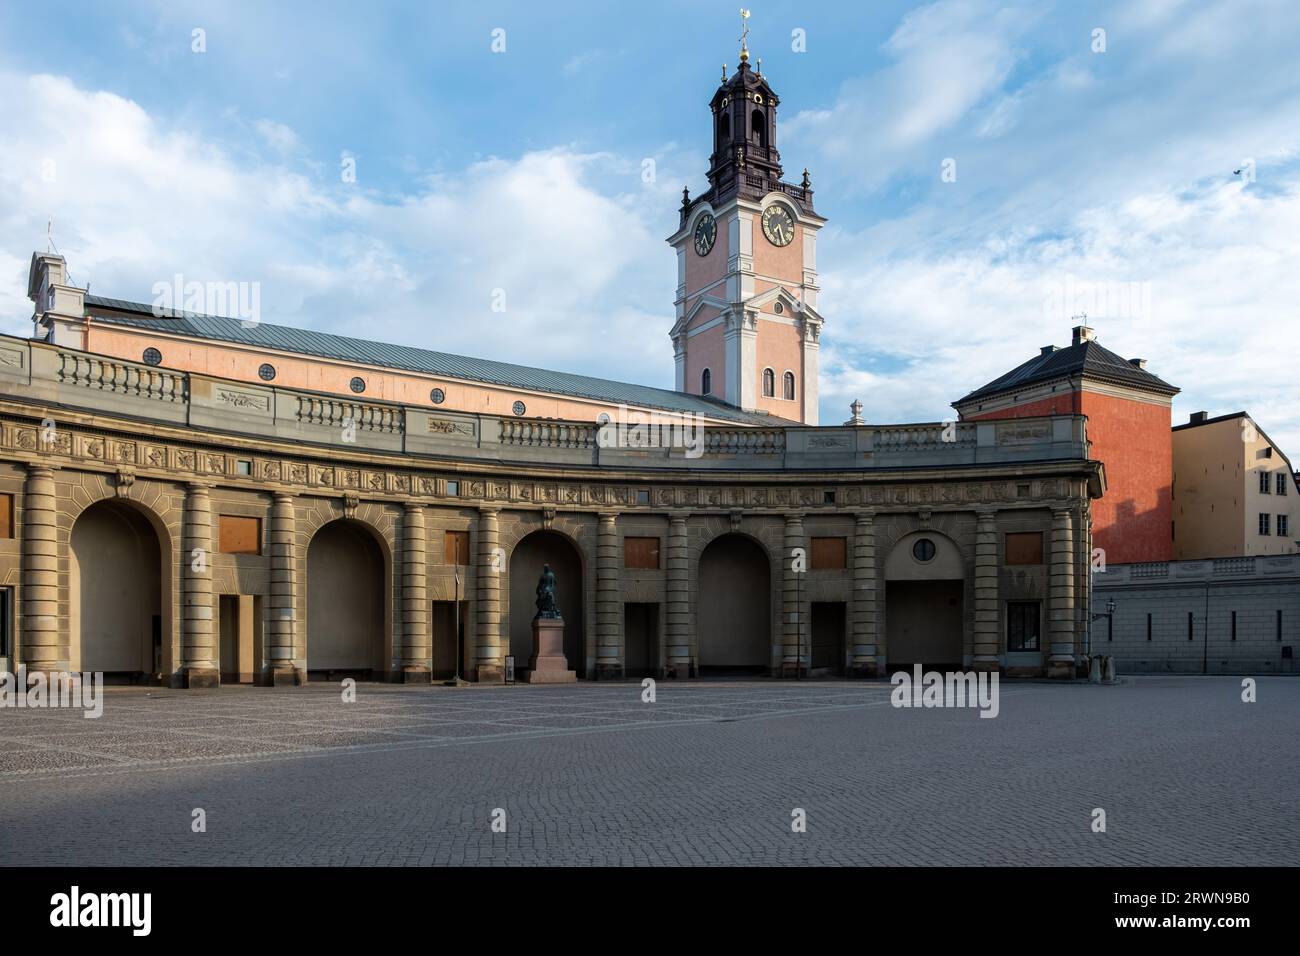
[693,213,717,256]
[761,204,795,247]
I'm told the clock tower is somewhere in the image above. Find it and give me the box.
[667,33,826,424]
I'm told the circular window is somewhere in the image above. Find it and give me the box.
[349,376,366,394]
[142,347,162,366]
[430,388,445,405]
[774,301,784,315]
[512,400,526,417]
[258,363,276,381]
[912,538,937,563]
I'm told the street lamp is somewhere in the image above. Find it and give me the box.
[1091,597,1116,643]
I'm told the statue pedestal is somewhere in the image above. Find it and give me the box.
[525,616,575,683]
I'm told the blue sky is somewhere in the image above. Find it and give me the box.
[1,0,1298,451]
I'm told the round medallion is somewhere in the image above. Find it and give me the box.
[912,538,937,563]
[512,400,526,417]
[142,347,162,366]
[693,212,717,257]
[258,363,276,381]
[430,387,445,404]
[349,376,366,394]
[761,203,795,246]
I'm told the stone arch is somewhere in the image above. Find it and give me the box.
[506,526,587,675]
[696,529,773,673]
[68,493,175,680]
[304,514,393,678]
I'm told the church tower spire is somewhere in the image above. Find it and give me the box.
[666,17,827,425]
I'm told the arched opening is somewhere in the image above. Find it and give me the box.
[697,533,771,674]
[751,109,767,149]
[70,499,165,682]
[762,367,775,397]
[306,519,387,679]
[884,531,965,670]
[701,368,712,395]
[509,530,585,676]
[717,113,731,148]
[783,371,796,401]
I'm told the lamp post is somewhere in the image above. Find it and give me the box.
[444,571,467,687]
[1091,597,1116,643]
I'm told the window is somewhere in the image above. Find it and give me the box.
[822,490,836,505]
[445,480,459,496]
[783,371,795,401]
[235,459,252,476]
[349,376,366,393]
[810,537,847,569]
[444,530,470,566]
[1231,610,1237,642]
[1259,513,1271,535]
[1007,601,1040,651]
[0,587,11,656]
[636,489,650,505]
[430,388,445,404]
[1279,473,1290,496]
[0,493,12,539]
[701,368,712,395]
[1278,609,1284,642]
[762,368,775,398]
[1146,613,1152,642]
[1188,611,1195,641]
[512,401,526,416]
[258,363,276,381]
[218,515,261,555]
[1260,471,1271,493]
[624,537,660,569]
[912,538,936,562]
[1005,531,1044,565]
[1279,515,1290,537]
[142,347,162,366]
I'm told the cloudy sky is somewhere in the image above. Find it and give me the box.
[1,0,1297,451]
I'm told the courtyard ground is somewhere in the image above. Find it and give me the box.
[0,676,1296,866]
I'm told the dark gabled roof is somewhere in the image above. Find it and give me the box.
[83,295,787,426]
[954,338,1179,406]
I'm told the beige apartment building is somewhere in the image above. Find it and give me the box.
[1172,411,1300,559]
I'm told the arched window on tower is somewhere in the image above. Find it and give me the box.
[762,368,775,398]
[783,371,796,401]
[702,368,712,395]
[718,113,731,148]
[752,109,767,150]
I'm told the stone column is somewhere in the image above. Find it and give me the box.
[782,513,806,677]
[266,492,300,686]
[973,510,1000,672]
[474,508,504,682]
[1048,508,1077,679]
[665,514,692,678]
[595,512,622,680]
[400,501,430,683]
[180,482,218,687]
[19,465,63,674]
[849,511,879,676]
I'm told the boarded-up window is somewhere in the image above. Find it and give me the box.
[624,536,661,569]
[1005,532,1043,565]
[219,515,261,555]
[444,530,470,566]
[811,537,847,569]
[0,493,12,539]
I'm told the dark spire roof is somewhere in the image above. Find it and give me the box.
[954,333,1179,406]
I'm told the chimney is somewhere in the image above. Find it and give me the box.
[1040,345,1058,355]
[1189,411,1208,425]
[1128,357,1147,369]
[1071,325,1096,346]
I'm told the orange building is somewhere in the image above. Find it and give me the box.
[954,325,1179,565]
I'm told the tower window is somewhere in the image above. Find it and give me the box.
[718,113,731,146]
[762,368,775,397]
[783,371,795,401]
[751,109,767,149]
[701,368,712,395]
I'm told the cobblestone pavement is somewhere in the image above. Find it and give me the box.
[1,677,1296,865]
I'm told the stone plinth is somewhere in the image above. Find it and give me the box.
[525,617,575,683]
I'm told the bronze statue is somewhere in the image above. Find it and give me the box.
[534,563,561,620]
